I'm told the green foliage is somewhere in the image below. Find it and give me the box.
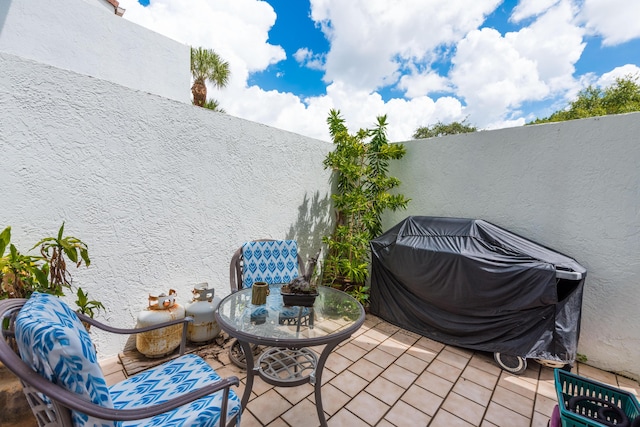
[0,224,101,316]
[75,287,105,319]
[322,110,410,302]
[413,120,477,139]
[577,353,588,363]
[202,98,226,113]
[530,75,640,124]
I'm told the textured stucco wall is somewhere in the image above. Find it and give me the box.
[0,0,190,103]
[384,113,640,380]
[1,52,333,357]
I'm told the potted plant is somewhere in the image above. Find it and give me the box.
[281,277,318,307]
[0,224,102,320]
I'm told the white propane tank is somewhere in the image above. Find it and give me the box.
[185,282,221,343]
[136,289,186,358]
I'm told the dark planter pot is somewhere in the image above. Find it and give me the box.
[281,292,318,307]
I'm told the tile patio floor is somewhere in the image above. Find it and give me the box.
[102,314,640,427]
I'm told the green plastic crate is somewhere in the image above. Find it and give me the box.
[554,369,640,427]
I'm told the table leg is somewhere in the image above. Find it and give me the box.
[238,340,256,411]
[314,341,340,427]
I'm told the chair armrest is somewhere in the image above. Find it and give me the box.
[76,312,193,335]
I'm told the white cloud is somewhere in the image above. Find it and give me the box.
[597,65,640,87]
[450,1,586,127]
[309,0,502,91]
[293,48,325,71]
[398,71,451,98]
[510,0,560,23]
[581,0,640,46]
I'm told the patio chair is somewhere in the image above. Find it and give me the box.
[227,239,318,368]
[0,292,241,427]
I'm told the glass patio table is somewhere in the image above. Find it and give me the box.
[215,284,365,427]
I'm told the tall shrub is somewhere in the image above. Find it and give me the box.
[322,110,410,301]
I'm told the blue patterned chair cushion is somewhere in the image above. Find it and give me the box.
[110,354,241,427]
[15,293,241,427]
[242,240,299,287]
[15,292,115,427]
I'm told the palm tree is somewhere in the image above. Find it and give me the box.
[190,47,230,107]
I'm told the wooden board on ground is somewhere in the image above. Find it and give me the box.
[118,333,230,377]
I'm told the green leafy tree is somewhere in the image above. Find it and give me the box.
[413,120,477,139]
[190,46,230,108]
[202,99,226,113]
[322,110,410,303]
[530,75,640,124]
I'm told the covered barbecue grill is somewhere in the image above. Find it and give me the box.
[370,216,586,373]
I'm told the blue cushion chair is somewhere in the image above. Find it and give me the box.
[0,292,241,427]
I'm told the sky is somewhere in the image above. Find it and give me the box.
[120,0,640,142]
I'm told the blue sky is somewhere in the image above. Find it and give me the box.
[122,0,640,141]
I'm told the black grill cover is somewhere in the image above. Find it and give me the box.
[370,216,586,363]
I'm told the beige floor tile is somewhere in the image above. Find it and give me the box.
[99,355,123,375]
[325,351,353,374]
[436,348,471,370]
[491,385,534,418]
[497,372,537,400]
[251,376,275,396]
[318,383,351,416]
[617,375,640,396]
[384,399,432,426]
[430,409,475,427]
[480,421,498,427]
[445,345,474,358]
[536,378,557,399]
[382,363,418,389]
[415,336,446,353]
[401,384,443,416]
[391,330,420,346]
[346,392,390,425]
[365,376,406,406]
[364,347,398,369]
[374,321,401,334]
[441,391,486,425]
[395,352,429,375]
[577,363,618,386]
[378,337,410,358]
[319,366,336,385]
[364,327,392,343]
[537,365,555,381]
[453,376,493,407]
[348,357,385,382]
[531,409,552,427]
[427,359,464,383]
[335,341,368,361]
[239,409,262,427]
[415,370,454,398]
[483,401,531,427]
[265,417,290,427]
[281,397,321,427]
[406,344,438,363]
[534,393,558,418]
[376,419,396,427]
[461,365,499,390]
[468,353,502,376]
[351,333,382,351]
[247,388,292,425]
[275,382,313,405]
[327,408,370,427]
[330,369,369,397]
[104,369,127,386]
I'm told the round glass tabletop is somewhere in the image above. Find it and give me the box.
[216,284,365,347]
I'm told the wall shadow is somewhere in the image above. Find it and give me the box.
[286,191,333,271]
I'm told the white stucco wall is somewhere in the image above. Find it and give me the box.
[0,52,333,357]
[385,114,640,380]
[0,0,190,103]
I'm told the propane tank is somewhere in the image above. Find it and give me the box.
[185,283,221,343]
[136,289,186,358]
